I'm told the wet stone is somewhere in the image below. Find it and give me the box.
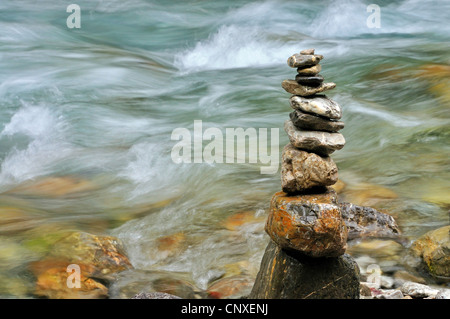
[289,110,345,133]
[281,144,338,193]
[249,241,360,299]
[290,95,342,120]
[297,64,322,76]
[287,54,323,68]
[265,188,348,258]
[282,80,336,96]
[284,120,345,156]
[295,74,324,87]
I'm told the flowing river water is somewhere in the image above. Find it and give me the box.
[0,0,449,297]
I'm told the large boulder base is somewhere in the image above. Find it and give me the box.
[249,240,360,299]
[265,188,348,258]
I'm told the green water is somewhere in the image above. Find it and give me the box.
[0,0,448,297]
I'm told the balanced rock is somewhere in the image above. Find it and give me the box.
[295,74,324,87]
[282,80,336,96]
[287,54,323,68]
[290,110,345,132]
[290,95,342,119]
[281,143,338,193]
[297,64,322,76]
[300,48,315,55]
[284,120,345,156]
[249,241,360,299]
[265,188,348,257]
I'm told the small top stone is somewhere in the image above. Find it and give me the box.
[300,48,315,55]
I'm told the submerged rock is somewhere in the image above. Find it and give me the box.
[284,120,345,156]
[30,231,132,299]
[48,232,132,279]
[339,202,401,240]
[30,259,109,299]
[207,275,254,299]
[282,80,336,96]
[265,188,348,258]
[410,226,450,280]
[109,269,202,299]
[6,176,97,197]
[249,241,360,299]
[281,144,338,193]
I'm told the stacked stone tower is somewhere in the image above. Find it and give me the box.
[250,49,360,299]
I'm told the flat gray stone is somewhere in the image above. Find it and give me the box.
[284,120,345,156]
[282,80,336,96]
[290,95,342,119]
[290,110,345,132]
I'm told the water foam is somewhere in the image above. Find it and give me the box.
[174,24,300,73]
[0,104,73,189]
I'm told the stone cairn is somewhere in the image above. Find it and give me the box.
[250,49,360,299]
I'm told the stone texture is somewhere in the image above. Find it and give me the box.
[435,289,450,299]
[373,289,404,299]
[300,48,315,55]
[290,95,342,119]
[30,259,109,299]
[287,54,323,68]
[249,241,360,299]
[410,226,450,280]
[48,232,132,280]
[109,269,203,299]
[281,144,338,193]
[289,110,345,133]
[282,80,336,96]
[339,202,401,240]
[207,275,254,299]
[29,231,132,299]
[132,292,181,299]
[297,64,322,76]
[400,281,440,298]
[295,74,324,87]
[265,189,348,257]
[284,120,345,156]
